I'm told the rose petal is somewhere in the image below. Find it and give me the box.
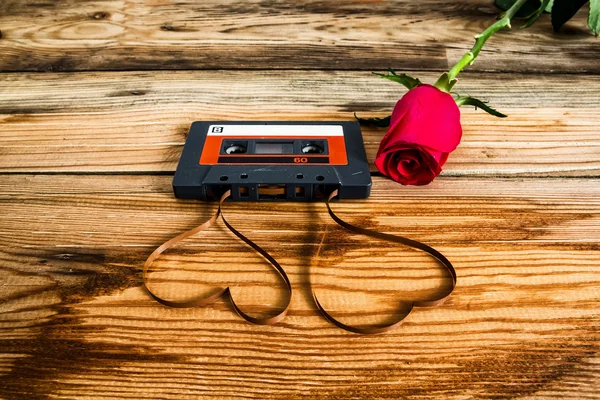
[374,150,390,176]
[380,85,463,154]
[399,159,416,175]
[438,152,449,167]
[397,151,421,176]
[386,152,401,182]
[375,143,442,186]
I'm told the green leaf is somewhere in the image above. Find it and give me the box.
[545,0,554,12]
[520,0,552,28]
[551,0,588,32]
[589,0,600,36]
[433,72,458,93]
[354,113,391,128]
[495,0,542,18]
[373,69,421,90]
[455,96,507,118]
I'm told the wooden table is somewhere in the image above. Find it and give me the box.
[1,1,599,398]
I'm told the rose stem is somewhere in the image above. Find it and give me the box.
[445,0,529,82]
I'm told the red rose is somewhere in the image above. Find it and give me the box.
[375,84,462,185]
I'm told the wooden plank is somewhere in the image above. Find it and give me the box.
[1,70,599,176]
[0,0,597,73]
[1,175,599,398]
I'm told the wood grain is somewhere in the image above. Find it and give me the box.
[1,70,600,176]
[1,0,600,398]
[0,0,597,73]
[1,175,599,399]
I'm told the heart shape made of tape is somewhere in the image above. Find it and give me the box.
[143,190,292,326]
[310,190,457,334]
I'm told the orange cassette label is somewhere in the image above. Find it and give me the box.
[199,124,348,165]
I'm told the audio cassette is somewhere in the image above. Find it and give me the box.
[173,121,372,201]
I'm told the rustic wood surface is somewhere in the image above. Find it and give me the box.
[2,71,600,176]
[0,0,597,73]
[1,0,599,399]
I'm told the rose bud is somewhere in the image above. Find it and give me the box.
[374,84,462,185]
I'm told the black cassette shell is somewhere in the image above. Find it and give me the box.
[173,121,372,201]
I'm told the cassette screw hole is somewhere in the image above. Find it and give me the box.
[316,175,325,181]
[225,144,247,154]
[220,176,228,181]
[240,173,248,179]
[302,144,324,154]
[296,173,304,179]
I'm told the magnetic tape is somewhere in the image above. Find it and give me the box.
[143,121,456,334]
[173,121,372,201]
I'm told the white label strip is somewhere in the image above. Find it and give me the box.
[207,124,343,137]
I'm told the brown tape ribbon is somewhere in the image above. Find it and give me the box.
[312,189,457,334]
[143,189,456,333]
[142,190,292,325]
